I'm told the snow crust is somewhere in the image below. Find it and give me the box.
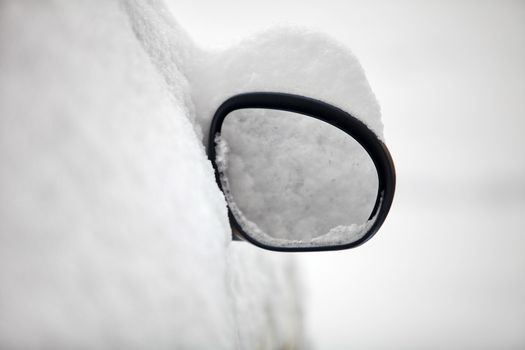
[0,0,380,348]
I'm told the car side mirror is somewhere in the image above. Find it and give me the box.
[207,92,396,252]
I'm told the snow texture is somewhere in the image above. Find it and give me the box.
[0,0,380,348]
[186,26,383,147]
[216,114,378,247]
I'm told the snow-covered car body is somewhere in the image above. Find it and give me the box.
[0,1,381,348]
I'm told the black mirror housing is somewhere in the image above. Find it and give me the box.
[207,92,396,252]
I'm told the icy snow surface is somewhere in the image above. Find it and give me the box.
[0,0,380,348]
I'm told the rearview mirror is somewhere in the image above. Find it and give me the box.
[208,92,395,252]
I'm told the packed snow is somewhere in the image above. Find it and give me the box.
[0,0,381,348]
[216,109,379,247]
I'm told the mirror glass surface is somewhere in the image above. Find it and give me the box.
[216,108,379,248]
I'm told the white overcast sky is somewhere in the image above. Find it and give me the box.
[172,0,525,348]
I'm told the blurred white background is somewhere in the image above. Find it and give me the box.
[173,0,525,348]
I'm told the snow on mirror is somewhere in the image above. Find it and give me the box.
[208,93,396,252]
[216,108,378,249]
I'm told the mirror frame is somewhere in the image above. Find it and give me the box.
[207,92,396,252]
